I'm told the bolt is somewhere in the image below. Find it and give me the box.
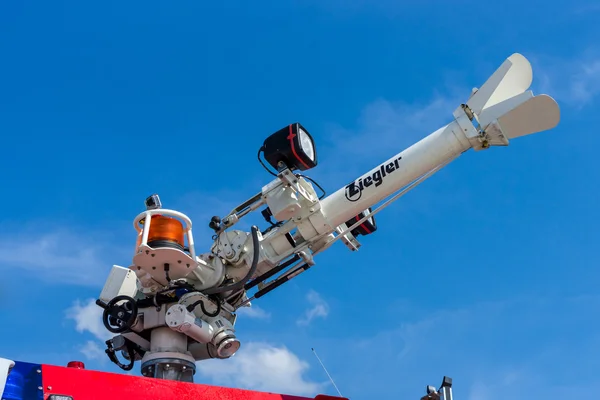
[151,253,155,257]
[38,386,42,391]
[36,369,41,373]
[47,386,52,390]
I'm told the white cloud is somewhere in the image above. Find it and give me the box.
[313,294,600,399]
[79,340,105,361]
[533,50,600,109]
[315,93,462,182]
[327,94,460,157]
[569,59,600,106]
[195,342,324,396]
[297,290,329,326]
[66,298,112,341]
[466,368,529,400]
[236,304,271,320]
[573,3,600,14]
[0,227,127,287]
[66,299,114,365]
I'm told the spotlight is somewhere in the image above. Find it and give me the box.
[345,208,377,237]
[262,123,317,172]
[145,194,162,210]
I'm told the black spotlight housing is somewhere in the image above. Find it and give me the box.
[145,194,162,210]
[345,208,377,237]
[262,123,317,172]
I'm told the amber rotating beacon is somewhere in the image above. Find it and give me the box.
[132,194,199,291]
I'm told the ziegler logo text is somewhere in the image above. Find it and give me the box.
[345,156,402,202]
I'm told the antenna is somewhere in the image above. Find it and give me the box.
[311,347,343,398]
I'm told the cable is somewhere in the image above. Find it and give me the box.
[105,339,135,371]
[203,225,261,295]
[257,146,277,176]
[136,292,179,308]
[297,174,326,199]
[258,146,325,200]
[210,231,224,257]
[187,298,221,317]
[164,263,171,283]
[261,220,284,235]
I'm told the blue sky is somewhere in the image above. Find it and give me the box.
[1,1,599,399]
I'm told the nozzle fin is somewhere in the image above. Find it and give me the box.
[495,94,560,139]
[468,53,533,115]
